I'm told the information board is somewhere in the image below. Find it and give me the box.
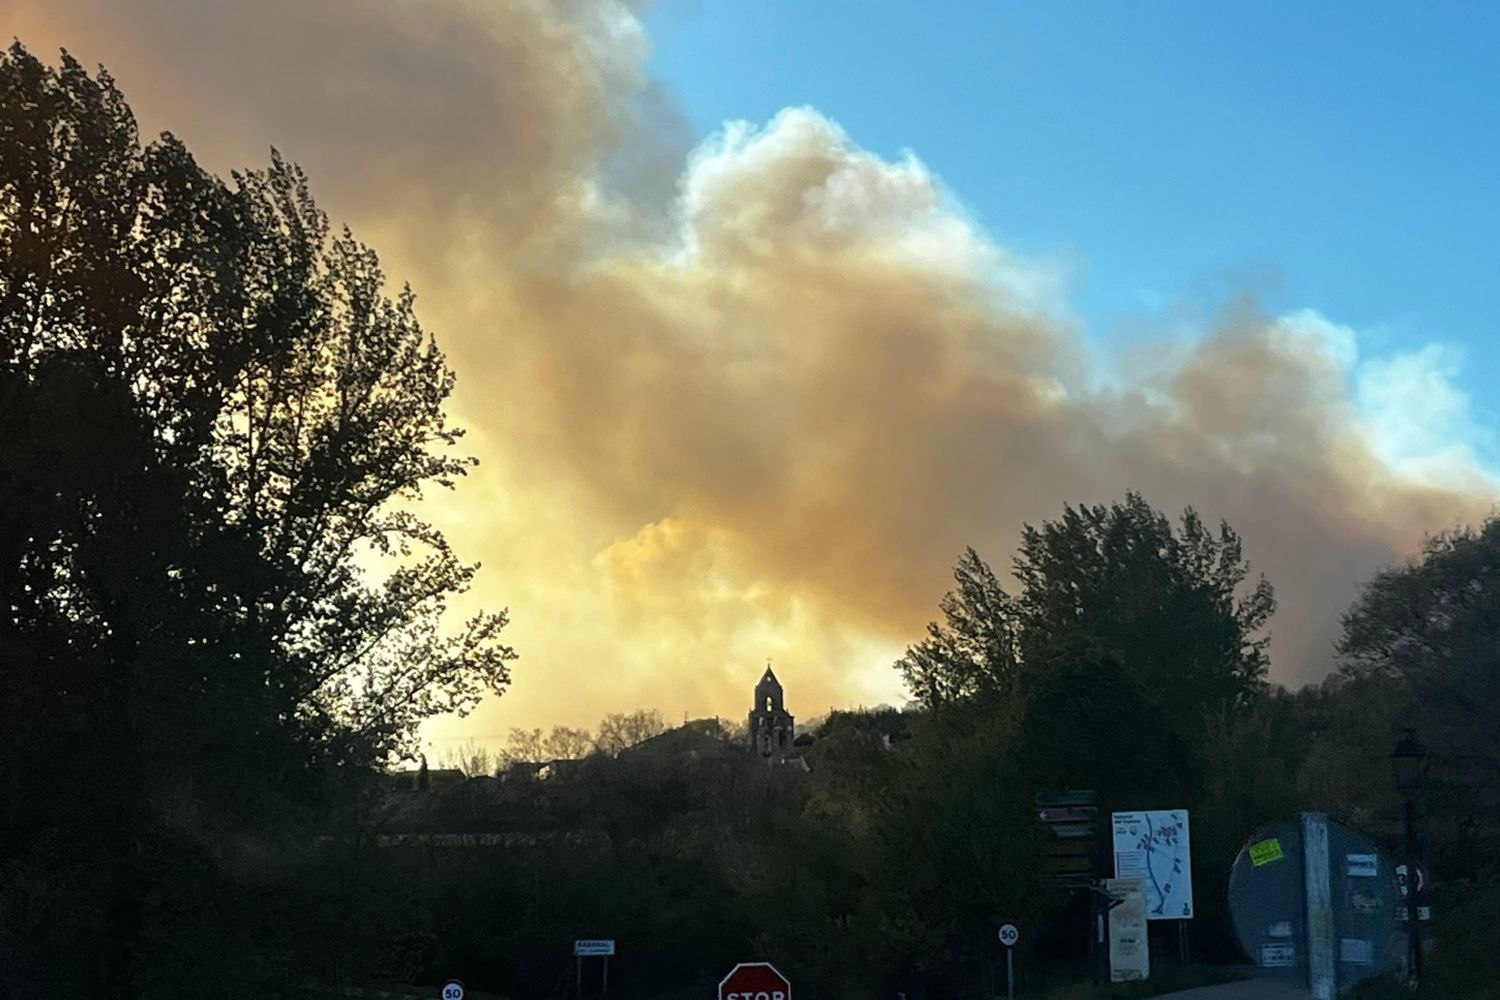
[1112,809,1193,920]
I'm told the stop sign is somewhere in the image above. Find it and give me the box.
[719,962,791,1000]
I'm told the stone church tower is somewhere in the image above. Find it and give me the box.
[748,665,794,757]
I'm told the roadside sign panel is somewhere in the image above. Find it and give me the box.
[1105,878,1150,982]
[1111,810,1194,919]
[574,939,616,956]
[1394,863,1428,897]
[998,923,1019,947]
[440,981,465,1000]
[1261,943,1295,968]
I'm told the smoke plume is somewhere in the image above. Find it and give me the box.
[11,1,1494,748]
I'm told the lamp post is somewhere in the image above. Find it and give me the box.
[1390,728,1429,990]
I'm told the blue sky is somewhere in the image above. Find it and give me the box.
[644,1,1500,421]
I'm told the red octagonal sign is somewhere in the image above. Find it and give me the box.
[719,962,791,1000]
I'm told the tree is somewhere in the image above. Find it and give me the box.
[898,495,1274,737]
[1018,655,1201,813]
[543,725,595,760]
[0,44,514,994]
[872,707,1047,993]
[895,547,1021,710]
[504,727,547,763]
[1013,493,1274,735]
[439,739,496,777]
[594,709,667,756]
[1338,517,1500,863]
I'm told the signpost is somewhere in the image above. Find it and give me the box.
[574,939,615,997]
[998,923,1019,1000]
[440,981,465,1000]
[719,962,791,1000]
[1036,791,1098,890]
[1303,813,1336,1000]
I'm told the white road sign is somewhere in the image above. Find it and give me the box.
[440,981,465,1000]
[998,923,1019,947]
[574,939,616,956]
[1261,943,1295,968]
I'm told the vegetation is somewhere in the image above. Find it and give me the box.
[2,43,1498,1000]
[0,43,513,998]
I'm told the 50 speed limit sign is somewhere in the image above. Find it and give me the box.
[998,923,1020,947]
[440,981,465,1000]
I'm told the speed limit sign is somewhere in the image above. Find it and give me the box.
[440,981,465,1000]
[998,923,1020,947]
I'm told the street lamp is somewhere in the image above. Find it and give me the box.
[1390,727,1428,990]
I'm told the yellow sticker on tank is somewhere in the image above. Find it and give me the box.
[1250,838,1284,866]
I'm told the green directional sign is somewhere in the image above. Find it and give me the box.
[1035,790,1096,808]
[1037,806,1097,823]
[1036,790,1100,889]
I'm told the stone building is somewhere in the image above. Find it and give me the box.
[748,665,795,757]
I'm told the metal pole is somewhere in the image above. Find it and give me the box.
[602,957,609,998]
[1404,799,1422,989]
[1006,947,1015,1000]
[1098,911,1107,982]
[577,955,583,999]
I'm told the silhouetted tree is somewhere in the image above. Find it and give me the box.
[1338,517,1500,872]
[899,495,1274,737]
[505,726,548,763]
[0,43,513,996]
[594,709,667,755]
[895,547,1021,710]
[439,739,496,777]
[543,724,595,759]
[1014,493,1275,734]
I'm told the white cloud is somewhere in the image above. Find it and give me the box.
[1356,342,1497,489]
[673,107,1065,314]
[1268,309,1496,491]
[1273,308,1358,374]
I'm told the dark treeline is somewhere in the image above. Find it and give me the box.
[3,43,1500,1000]
[374,503,1499,1000]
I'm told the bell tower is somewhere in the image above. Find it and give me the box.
[748,663,795,757]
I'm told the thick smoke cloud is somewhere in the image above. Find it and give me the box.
[11,1,1494,749]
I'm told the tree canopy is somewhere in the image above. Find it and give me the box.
[898,493,1275,738]
[1338,516,1500,858]
[0,42,512,995]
